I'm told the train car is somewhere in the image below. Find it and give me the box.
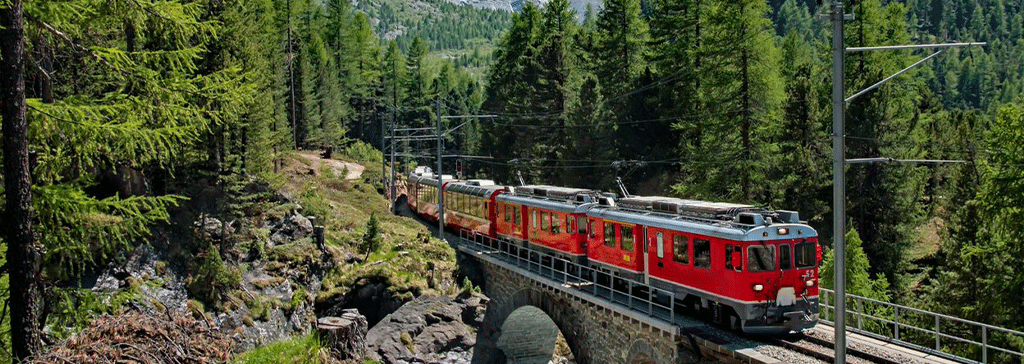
[494,185,601,264]
[443,180,505,237]
[589,196,820,334]
[407,169,457,222]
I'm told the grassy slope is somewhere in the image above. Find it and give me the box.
[273,146,459,311]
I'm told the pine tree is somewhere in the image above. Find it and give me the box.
[3,0,241,358]
[361,213,383,260]
[820,227,891,301]
[1,0,44,359]
[672,0,785,204]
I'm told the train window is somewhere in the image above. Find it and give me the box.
[504,204,510,222]
[795,242,816,268]
[541,212,549,231]
[694,238,711,269]
[604,223,615,247]
[578,217,587,235]
[621,226,634,252]
[514,206,521,226]
[551,214,559,233]
[532,210,537,229]
[589,220,596,238]
[672,235,687,264]
[747,245,776,272]
[566,216,572,233]
[656,232,664,259]
[725,245,736,271]
[779,244,791,270]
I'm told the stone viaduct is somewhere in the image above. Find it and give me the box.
[458,244,688,364]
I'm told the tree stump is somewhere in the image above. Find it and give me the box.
[316,309,367,360]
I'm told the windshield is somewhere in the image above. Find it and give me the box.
[795,242,817,268]
[747,245,776,272]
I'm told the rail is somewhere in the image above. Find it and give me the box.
[454,230,683,327]
[820,288,1024,364]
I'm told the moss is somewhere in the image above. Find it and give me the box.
[155,261,168,276]
[269,239,319,266]
[400,331,415,352]
[252,276,287,290]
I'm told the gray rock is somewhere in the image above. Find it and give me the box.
[195,217,224,239]
[270,231,290,245]
[459,296,489,328]
[289,214,313,239]
[366,296,483,364]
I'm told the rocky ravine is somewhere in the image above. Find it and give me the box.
[86,205,489,363]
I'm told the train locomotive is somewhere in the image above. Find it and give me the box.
[406,168,820,334]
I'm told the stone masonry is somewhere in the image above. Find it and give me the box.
[466,252,684,364]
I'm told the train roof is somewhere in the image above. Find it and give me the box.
[496,185,603,213]
[409,173,457,186]
[447,180,505,197]
[591,196,817,241]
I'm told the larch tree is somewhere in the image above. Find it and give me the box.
[1,0,245,358]
[672,0,785,204]
[2,0,44,359]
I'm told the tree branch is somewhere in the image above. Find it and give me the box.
[22,11,121,73]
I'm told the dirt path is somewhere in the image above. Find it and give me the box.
[296,151,364,180]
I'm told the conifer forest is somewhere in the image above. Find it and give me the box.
[2,0,1024,362]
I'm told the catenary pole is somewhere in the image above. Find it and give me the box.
[436,99,445,241]
[390,108,397,210]
[831,1,848,363]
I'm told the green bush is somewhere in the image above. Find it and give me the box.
[188,244,241,306]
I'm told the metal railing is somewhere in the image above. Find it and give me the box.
[455,231,682,327]
[820,288,1024,364]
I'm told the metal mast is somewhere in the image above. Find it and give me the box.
[826,1,983,361]
[830,2,849,362]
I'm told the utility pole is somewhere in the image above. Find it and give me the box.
[390,107,397,210]
[436,99,445,240]
[825,1,984,362]
[829,2,850,362]
[381,112,386,206]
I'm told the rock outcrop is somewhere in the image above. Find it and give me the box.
[365,295,489,364]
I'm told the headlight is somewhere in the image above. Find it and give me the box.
[806,280,815,287]
[753,284,764,292]
[778,228,789,235]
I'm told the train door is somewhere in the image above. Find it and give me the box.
[642,226,650,285]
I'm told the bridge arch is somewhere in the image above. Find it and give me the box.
[472,288,589,364]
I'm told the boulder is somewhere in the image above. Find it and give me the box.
[366,296,483,363]
[289,214,314,239]
[195,217,224,239]
[317,310,368,360]
[459,295,489,328]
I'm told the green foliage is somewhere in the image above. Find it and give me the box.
[235,333,328,364]
[47,285,140,339]
[361,213,383,260]
[188,244,242,306]
[820,227,891,301]
[343,140,384,164]
[459,277,481,296]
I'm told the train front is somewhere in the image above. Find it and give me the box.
[736,211,820,334]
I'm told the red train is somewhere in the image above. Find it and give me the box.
[406,168,820,334]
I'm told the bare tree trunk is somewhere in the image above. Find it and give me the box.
[1,0,45,361]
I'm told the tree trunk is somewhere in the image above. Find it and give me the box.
[1,0,46,360]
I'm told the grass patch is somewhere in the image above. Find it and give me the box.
[235,333,331,364]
